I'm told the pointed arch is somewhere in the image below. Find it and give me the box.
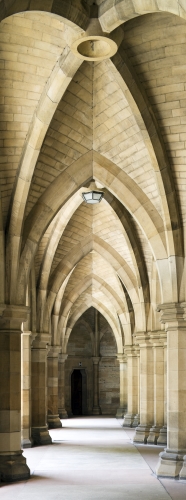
[7,45,83,304]
[58,273,132,345]
[99,0,186,32]
[63,299,124,353]
[1,1,89,29]
[17,152,170,305]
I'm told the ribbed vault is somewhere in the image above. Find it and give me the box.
[1,3,186,355]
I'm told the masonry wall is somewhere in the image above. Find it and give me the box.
[65,322,93,414]
[65,317,119,416]
[99,330,120,415]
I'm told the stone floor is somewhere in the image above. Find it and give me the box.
[1,417,186,499]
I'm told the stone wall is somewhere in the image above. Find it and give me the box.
[65,316,119,416]
[65,321,93,414]
[99,330,119,415]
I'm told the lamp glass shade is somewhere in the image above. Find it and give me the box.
[82,191,103,204]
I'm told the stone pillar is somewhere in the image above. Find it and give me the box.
[133,349,140,427]
[21,331,35,448]
[31,334,52,445]
[116,354,127,418]
[123,348,138,427]
[147,332,166,444]
[92,356,101,414]
[133,333,154,443]
[157,343,167,444]
[47,347,62,428]
[0,305,30,481]
[156,304,186,478]
[58,353,68,419]
[92,309,101,415]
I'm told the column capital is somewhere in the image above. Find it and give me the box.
[92,356,100,365]
[133,332,151,347]
[32,333,51,350]
[59,353,68,363]
[31,332,37,345]
[157,302,186,331]
[48,346,61,358]
[116,353,126,363]
[22,330,37,342]
[0,305,30,331]
[124,346,138,357]
[149,330,167,347]
[22,330,32,337]
[0,304,5,316]
[22,331,37,350]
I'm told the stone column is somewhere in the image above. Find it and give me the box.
[123,348,138,426]
[116,354,127,418]
[156,304,186,478]
[47,347,62,428]
[133,333,154,443]
[58,353,68,419]
[157,343,167,444]
[0,305,30,481]
[92,356,101,414]
[147,332,166,444]
[133,349,140,427]
[21,331,35,448]
[92,309,101,415]
[31,334,52,445]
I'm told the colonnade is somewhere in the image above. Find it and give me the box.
[0,304,186,481]
[116,303,186,478]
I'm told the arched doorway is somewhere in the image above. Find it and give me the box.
[71,369,87,415]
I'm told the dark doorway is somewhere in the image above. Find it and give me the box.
[71,369,82,415]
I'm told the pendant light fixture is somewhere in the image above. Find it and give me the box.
[82,191,104,204]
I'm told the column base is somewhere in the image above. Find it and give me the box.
[92,406,101,415]
[156,450,185,478]
[0,450,30,482]
[157,426,167,445]
[147,425,160,444]
[132,414,140,427]
[116,407,126,418]
[48,414,62,429]
[133,424,151,443]
[179,455,186,479]
[31,425,52,445]
[123,413,135,427]
[21,437,33,448]
[59,408,68,419]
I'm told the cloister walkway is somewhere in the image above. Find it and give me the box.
[1,417,186,500]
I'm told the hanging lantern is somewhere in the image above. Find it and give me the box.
[82,191,104,204]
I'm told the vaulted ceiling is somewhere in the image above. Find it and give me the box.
[0,1,186,353]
